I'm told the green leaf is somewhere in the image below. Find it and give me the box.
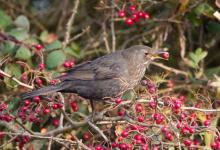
[4,64,21,87]
[8,28,29,41]
[194,3,214,17]
[40,31,49,42]
[187,48,207,68]
[206,22,220,33]
[187,12,202,26]
[8,97,20,115]
[45,40,62,51]
[64,43,81,58]
[14,15,30,31]
[46,50,66,69]
[15,47,32,60]
[1,41,16,54]
[0,9,12,29]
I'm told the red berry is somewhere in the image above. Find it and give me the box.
[111,142,118,148]
[148,87,156,94]
[121,131,129,138]
[83,132,90,141]
[149,101,156,109]
[52,118,59,126]
[183,139,192,146]
[33,96,40,103]
[181,127,188,134]
[95,145,103,150]
[165,132,173,141]
[119,143,127,150]
[188,128,195,134]
[117,110,125,116]
[132,13,139,23]
[0,103,8,111]
[70,101,79,112]
[24,100,30,106]
[35,44,43,51]
[135,104,143,112]
[161,126,169,133]
[118,10,126,17]
[138,116,145,122]
[38,63,45,71]
[129,5,136,11]
[211,142,219,150]
[161,52,169,59]
[35,78,42,86]
[134,134,142,140]
[125,18,133,26]
[203,120,210,126]
[43,108,50,115]
[115,98,122,104]
[63,62,70,68]
[141,144,148,150]
[137,11,144,17]
[142,12,150,19]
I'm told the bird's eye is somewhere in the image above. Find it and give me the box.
[145,52,149,56]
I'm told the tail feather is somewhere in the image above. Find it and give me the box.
[21,82,67,100]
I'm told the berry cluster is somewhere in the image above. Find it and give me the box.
[63,60,75,69]
[118,5,150,26]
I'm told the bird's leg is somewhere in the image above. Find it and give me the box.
[89,100,96,119]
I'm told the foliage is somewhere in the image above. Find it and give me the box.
[0,0,220,149]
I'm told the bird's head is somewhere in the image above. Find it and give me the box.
[123,45,169,66]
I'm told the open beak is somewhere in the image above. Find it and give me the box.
[151,50,169,60]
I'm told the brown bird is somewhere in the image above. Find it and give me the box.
[21,45,168,101]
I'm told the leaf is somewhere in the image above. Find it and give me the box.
[206,21,220,33]
[8,28,29,41]
[45,40,62,51]
[15,47,32,60]
[0,9,12,29]
[4,64,21,87]
[64,43,81,58]
[46,50,66,69]
[1,41,16,54]
[205,66,220,78]
[187,48,207,68]
[8,97,20,115]
[187,12,202,26]
[14,15,30,31]
[194,3,215,17]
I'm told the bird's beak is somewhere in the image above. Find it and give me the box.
[151,50,169,60]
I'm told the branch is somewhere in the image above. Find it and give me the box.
[151,62,188,76]
[62,0,80,49]
[0,69,33,89]
[181,107,220,112]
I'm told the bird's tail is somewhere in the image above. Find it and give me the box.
[21,82,68,100]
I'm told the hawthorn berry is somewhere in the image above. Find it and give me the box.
[24,100,30,106]
[135,104,143,112]
[38,63,45,71]
[119,143,127,150]
[43,108,50,115]
[125,18,133,26]
[115,98,122,104]
[111,142,118,148]
[161,52,169,59]
[95,145,103,150]
[34,44,43,51]
[33,96,41,103]
[138,116,145,122]
[52,118,59,126]
[149,101,156,109]
[129,5,136,11]
[121,130,129,138]
[203,120,210,126]
[118,10,126,17]
[142,12,150,19]
[83,132,90,141]
[183,139,192,146]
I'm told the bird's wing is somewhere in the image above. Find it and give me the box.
[57,55,127,81]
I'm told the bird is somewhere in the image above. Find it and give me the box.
[21,45,168,101]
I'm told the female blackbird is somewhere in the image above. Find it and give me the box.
[21,45,167,100]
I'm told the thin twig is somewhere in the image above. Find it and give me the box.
[58,93,64,128]
[62,0,80,49]
[47,137,53,150]
[111,0,116,52]
[151,62,188,76]
[88,121,109,142]
[0,69,33,89]
[181,107,220,112]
